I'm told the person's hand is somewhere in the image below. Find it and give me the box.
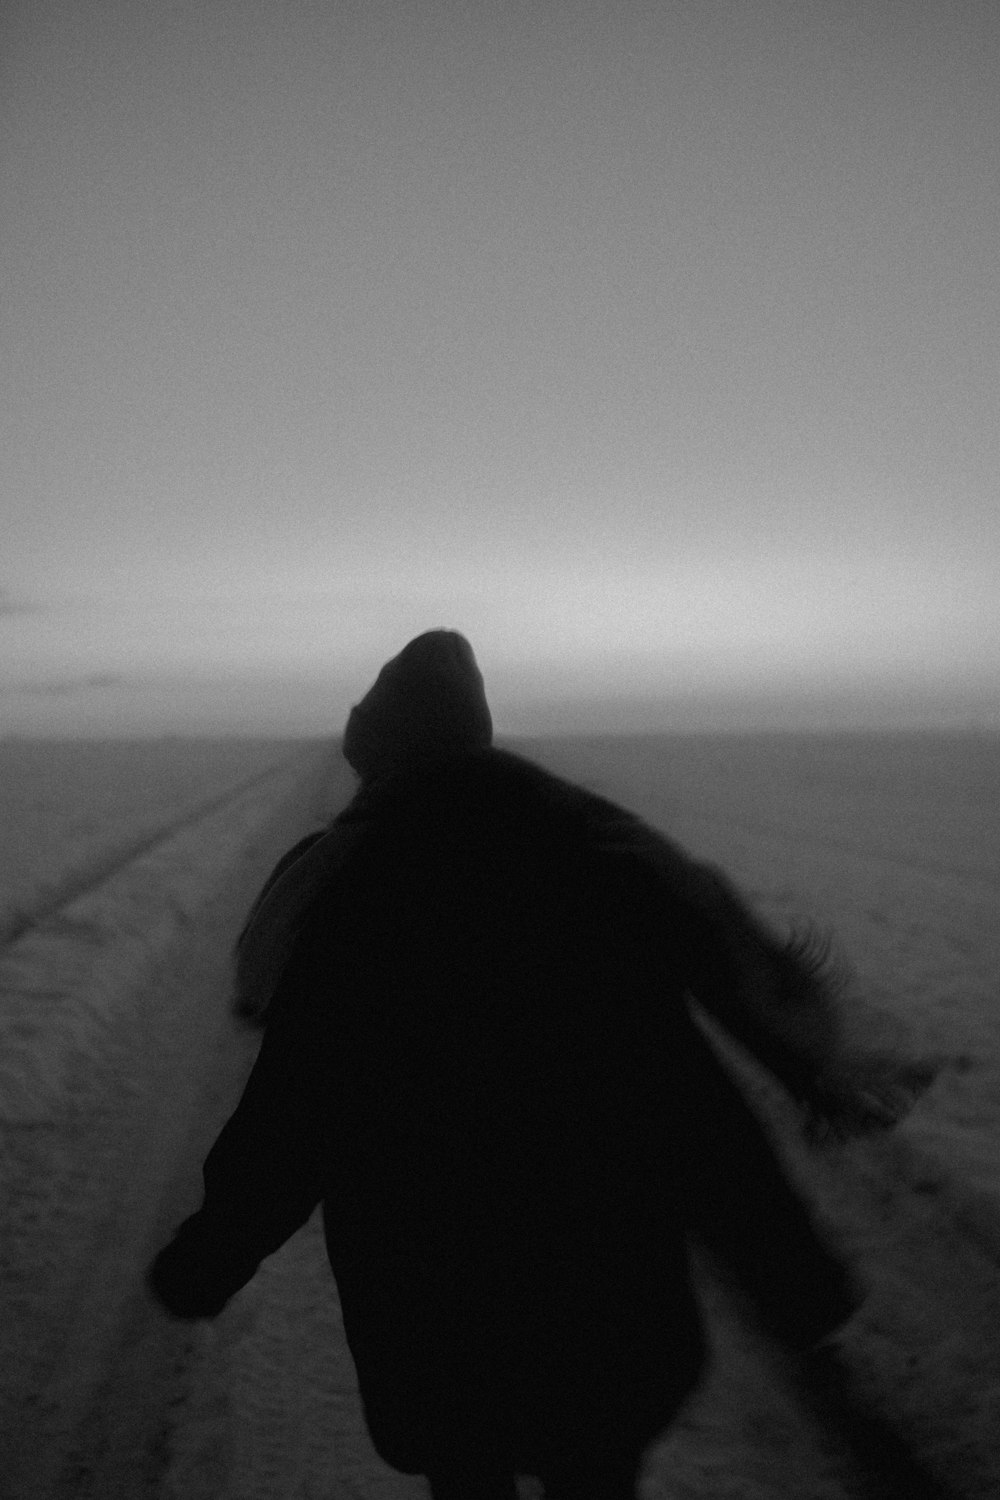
[146,1240,231,1321]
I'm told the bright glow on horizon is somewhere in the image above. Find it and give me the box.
[3,560,996,738]
[2,2,997,735]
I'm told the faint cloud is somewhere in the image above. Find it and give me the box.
[5,672,127,698]
[0,588,47,617]
[0,588,115,618]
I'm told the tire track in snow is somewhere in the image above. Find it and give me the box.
[0,746,323,951]
[6,741,998,1498]
[42,1022,992,1498]
[0,746,341,1499]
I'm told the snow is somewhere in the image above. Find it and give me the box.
[523,733,1000,1211]
[0,737,321,946]
[0,741,337,1125]
[1,731,998,1497]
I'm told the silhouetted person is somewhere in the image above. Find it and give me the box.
[149,630,926,1499]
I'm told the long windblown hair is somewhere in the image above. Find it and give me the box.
[764,920,936,1140]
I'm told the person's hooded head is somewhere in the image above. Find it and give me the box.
[342,629,493,784]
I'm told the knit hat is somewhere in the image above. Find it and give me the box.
[343,629,493,783]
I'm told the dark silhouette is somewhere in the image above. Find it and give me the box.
[149,630,926,1499]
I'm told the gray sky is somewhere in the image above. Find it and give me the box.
[3,0,998,735]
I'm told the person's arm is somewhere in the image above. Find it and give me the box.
[591,805,931,1135]
[669,867,938,1136]
[148,961,333,1319]
[659,857,844,1102]
[233,831,329,954]
[590,805,836,1065]
[671,1005,862,1350]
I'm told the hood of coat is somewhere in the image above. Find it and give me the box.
[342,629,493,784]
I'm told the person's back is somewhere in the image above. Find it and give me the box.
[149,631,921,1500]
[282,746,711,1489]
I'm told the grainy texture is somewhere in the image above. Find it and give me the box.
[1,733,998,1498]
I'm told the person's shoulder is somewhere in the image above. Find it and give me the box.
[447,747,616,833]
[357,746,554,812]
[355,747,639,859]
[461,746,607,807]
[481,747,660,837]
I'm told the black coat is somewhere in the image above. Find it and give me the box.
[149,748,855,1474]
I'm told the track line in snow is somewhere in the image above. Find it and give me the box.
[0,746,321,951]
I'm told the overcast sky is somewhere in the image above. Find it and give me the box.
[3,0,997,736]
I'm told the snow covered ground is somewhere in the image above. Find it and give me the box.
[526,732,1000,1496]
[0,737,321,947]
[1,731,998,1498]
[525,733,1000,1213]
